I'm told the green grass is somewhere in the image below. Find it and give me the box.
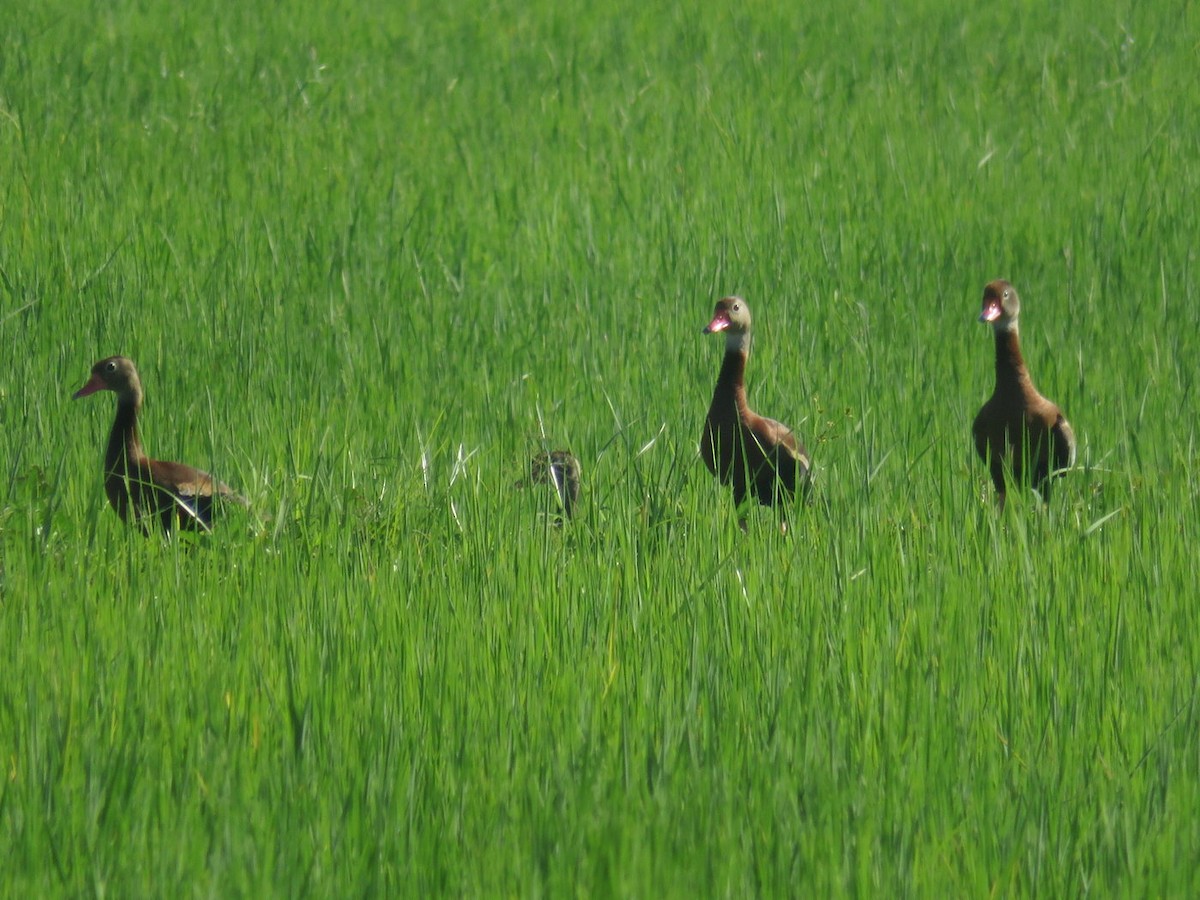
[3,0,1199,894]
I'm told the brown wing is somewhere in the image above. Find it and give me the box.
[1051,414,1075,475]
[148,458,246,531]
[745,415,811,505]
[758,417,810,472]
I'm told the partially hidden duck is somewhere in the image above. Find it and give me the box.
[73,356,246,533]
[701,296,811,530]
[528,450,581,523]
[972,280,1075,509]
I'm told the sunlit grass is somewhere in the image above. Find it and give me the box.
[2,0,1198,894]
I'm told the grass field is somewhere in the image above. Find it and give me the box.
[2,0,1199,894]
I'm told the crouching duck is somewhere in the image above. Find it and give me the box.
[528,450,581,523]
[701,296,811,531]
[972,280,1076,509]
[73,356,246,533]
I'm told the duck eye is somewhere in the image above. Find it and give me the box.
[105,361,117,372]
[1003,290,1010,300]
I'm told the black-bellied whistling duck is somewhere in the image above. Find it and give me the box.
[972,280,1076,509]
[523,450,581,523]
[73,356,246,533]
[701,296,811,530]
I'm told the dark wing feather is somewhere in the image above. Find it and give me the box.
[1051,414,1075,476]
[746,415,811,505]
[148,459,246,531]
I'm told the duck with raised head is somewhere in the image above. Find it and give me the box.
[972,280,1075,509]
[701,296,811,530]
[73,356,246,533]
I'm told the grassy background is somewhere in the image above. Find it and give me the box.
[2,0,1199,894]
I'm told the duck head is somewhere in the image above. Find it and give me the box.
[978,280,1020,331]
[703,296,753,352]
[73,356,144,404]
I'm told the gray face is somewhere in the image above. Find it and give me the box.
[979,281,1020,330]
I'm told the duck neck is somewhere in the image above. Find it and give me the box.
[712,338,751,418]
[992,324,1032,393]
[106,391,146,475]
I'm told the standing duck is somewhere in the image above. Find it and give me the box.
[73,356,245,533]
[701,296,811,530]
[972,280,1076,509]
